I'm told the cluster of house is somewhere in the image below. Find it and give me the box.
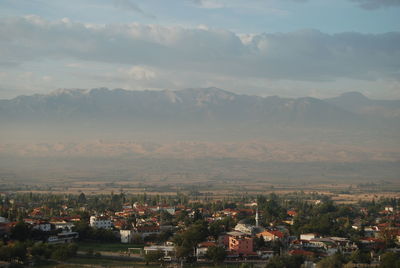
[94,203,398,261]
[0,200,399,262]
[0,215,80,244]
[84,204,292,260]
[288,234,358,258]
[91,203,178,242]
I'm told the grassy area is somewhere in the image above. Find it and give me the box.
[67,257,149,266]
[46,257,164,267]
[77,241,144,253]
[37,258,246,268]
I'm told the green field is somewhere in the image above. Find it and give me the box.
[38,258,246,268]
[77,242,144,253]
[37,257,157,267]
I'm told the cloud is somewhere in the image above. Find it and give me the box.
[191,0,225,9]
[349,0,400,10]
[282,0,400,9]
[0,16,399,83]
[189,0,289,14]
[65,62,83,68]
[121,66,157,80]
[113,0,155,18]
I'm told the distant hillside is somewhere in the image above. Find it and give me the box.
[0,87,389,125]
[325,92,400,118]
[0,87,398,145]
[1,87,399,182]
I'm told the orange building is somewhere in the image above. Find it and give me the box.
[228,235,254,255]
[257,230,284,241]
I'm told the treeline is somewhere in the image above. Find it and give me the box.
[0,220,78,266]
[73,221,118,242]
[0,241,77,267]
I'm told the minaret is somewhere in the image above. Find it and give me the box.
[255,207,259,227]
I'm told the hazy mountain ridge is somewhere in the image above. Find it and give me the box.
[1,87,396,125]
[1,87,399,147]
[325,91,400,118]
[1,88,399,182]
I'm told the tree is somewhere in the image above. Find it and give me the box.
[209,220,224,239]
[9,242,27,262]
[173,221,209,254]
[220,216,235,231]
[157,230,173,243]
[379,227,397,248]
[175,246,192,260]
[72,221,91,240]
[11,221,30,241]
[159,210,173,225]
[317,252,346,268]
[29,242,52,260]
[51,243,77,261]
[0,245,11,261]
[144,250,164,264]
[205,246,226,264]
[266,254,304,268]
[132,233,143,244]
[349,250,371,264]
[254,236,265,249]
[78,192,87,204]
[92,228,118,242]
[193,209,203,222]
[379,252,400,268]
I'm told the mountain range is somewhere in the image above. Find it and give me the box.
[1,87,399,181]
[1,87,399,145]
[1,87,399,125]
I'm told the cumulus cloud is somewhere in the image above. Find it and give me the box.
[121,66,157,80]
[0,16,399,83]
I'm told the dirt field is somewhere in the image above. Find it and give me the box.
[5,177,399,202]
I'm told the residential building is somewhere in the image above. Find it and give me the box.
[257,230,284,241]
[228,234,254,256]
[300,233,318,241]
[120,229,134,243]
[89,216,112,229]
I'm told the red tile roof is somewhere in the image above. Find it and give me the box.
[198,241,216,248]
[289,249,315,256]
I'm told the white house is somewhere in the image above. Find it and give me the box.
[196,242,217,259]
[300,233,318,241]
[234,221,264,236]
[257,250,274,259]
[120,230,134,243]
[234,222,253,235]
[26,220,51,232]
[162,207,176,215]
[384,206,394,212]
[51,221,75,232]
[133,226,160,238]
[90,216,112,229]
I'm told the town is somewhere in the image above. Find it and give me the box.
[0,191,398,267]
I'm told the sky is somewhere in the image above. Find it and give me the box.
[0,0,399,99]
